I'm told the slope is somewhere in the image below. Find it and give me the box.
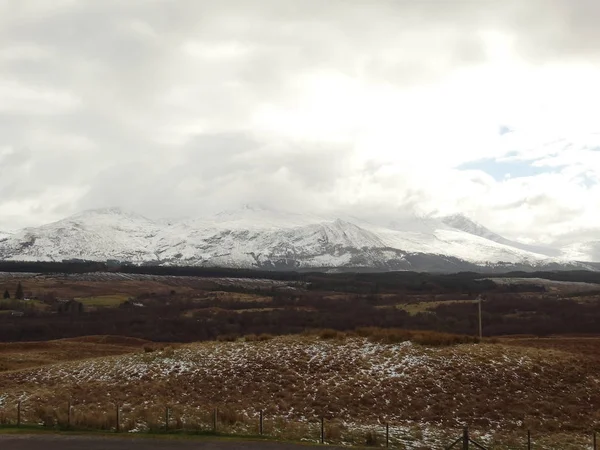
[0,206,591,271]
[0,208,161,263]
[0,335,597,448]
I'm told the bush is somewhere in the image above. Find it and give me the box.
[244,333,274,342]
[317,329,347,340]
[355,327,480,346]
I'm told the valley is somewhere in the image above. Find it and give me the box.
[0,268,597,448]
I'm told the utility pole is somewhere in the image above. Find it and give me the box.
[477,295,483,340]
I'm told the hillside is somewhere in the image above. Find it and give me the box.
[0,335,597,449]
[0,206,594,272]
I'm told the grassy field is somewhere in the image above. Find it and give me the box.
[75,295,131,307]
[0,334,597,449]
[0,271,598,448]
[0,336,150,372]
[379,299,479,315]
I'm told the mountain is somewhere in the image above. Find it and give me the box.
[0,206,594,272]
[0,208,160,263]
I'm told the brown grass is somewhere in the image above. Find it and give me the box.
[300,327,482,346]
[0,335,152,372]
[0,334,596,447]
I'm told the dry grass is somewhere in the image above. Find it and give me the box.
[0,336,151,372]
[0,334,596,448]
[0,336,596,428]
[74,295,130,307]
[301,327,482,346]
[392,299,478,315]
[0,273,295,302]
[502,336,600,360]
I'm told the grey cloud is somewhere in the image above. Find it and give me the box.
[1,0,599,231]
[76,132,355,219]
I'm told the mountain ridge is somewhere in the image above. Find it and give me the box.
[0,207,595,272]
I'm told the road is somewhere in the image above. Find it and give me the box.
[0,434,344,449]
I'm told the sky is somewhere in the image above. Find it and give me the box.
[0,0,599,246]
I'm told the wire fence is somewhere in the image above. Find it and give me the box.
[0,400,597,449]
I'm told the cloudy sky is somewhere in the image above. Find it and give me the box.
[1,0,599,245]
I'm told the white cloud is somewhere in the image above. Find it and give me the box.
[0,0,598,247]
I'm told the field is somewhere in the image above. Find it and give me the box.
[0,270,599,343]
[0,334,598,449]
[0,336,150,372]
[0,268,598,448]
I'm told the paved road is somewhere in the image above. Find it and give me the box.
[0,435,343,449]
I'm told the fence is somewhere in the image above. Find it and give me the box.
[0,400,597,449]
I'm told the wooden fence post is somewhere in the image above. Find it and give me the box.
[259,410,264,436]
[594,431,596,450]
[462,427,469,450]
[527,430,531,450]
[165,406,170,432]
[17,401,21,428]
[115,403,120,433]
[68,399,72,429]
[320,417,325,444]
[213,408,218,433]
[386,423,389,448]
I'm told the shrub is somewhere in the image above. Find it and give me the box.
[244,333,274,342]
[355,327,480,346]
[317,329,346,340]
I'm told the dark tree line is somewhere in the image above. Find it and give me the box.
[0,290,599,342]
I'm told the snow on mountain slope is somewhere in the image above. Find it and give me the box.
[440,214,561,257]
[561,241,600,262]
[155,206,389,268]
[360,219,555,265]
[0,208,161,263]
[0,231,11,241]
[0,206,593,270]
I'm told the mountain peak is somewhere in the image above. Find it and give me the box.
[240,203,269,211]
[72,207,151,221]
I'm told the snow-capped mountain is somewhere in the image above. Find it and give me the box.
[0,208,161,263]
[0,206,595,272]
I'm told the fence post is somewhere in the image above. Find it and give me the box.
[463,427,469,450]
[17,401,21,428]
[386,423,389,448]
[213,408,218,433]
[165,406,170,432]
[594,431,597,450]
[527,430,531,450]
[259,410,264,436]
[115,403,120,433]
[68,399,72,429]
[320,417,325,444]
